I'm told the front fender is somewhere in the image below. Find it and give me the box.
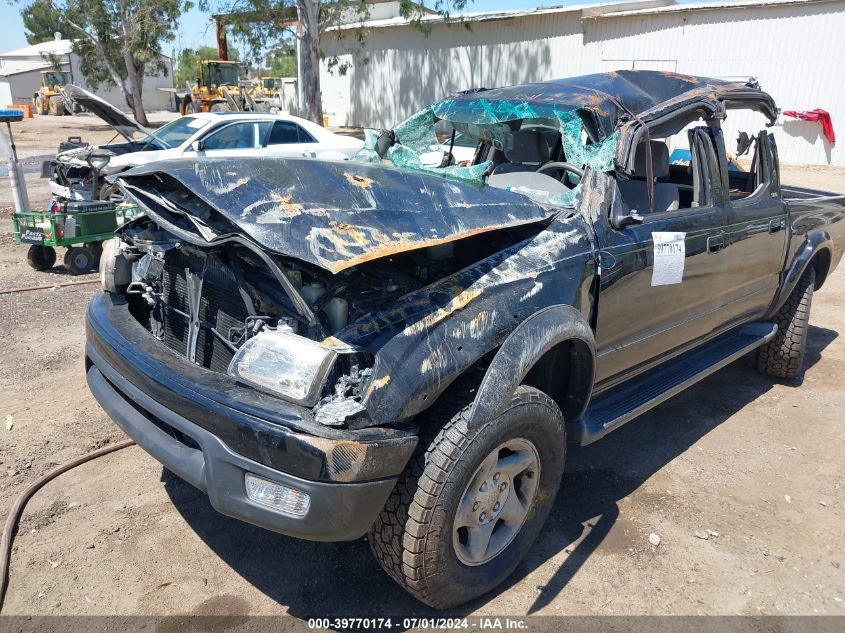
[467,305,595,428]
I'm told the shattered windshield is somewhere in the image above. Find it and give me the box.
[353,98,619,209]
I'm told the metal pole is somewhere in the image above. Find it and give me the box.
[2,121,29,212]
[296,6,303,117]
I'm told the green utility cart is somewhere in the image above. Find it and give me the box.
[12,202,140,275]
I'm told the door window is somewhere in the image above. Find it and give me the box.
[201,122,258,150]
[720,106,777,203]
[617,111,721,218]
[265,120,315,146]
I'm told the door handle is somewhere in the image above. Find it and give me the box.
[302,151,316,158]
[769,218,786,233]
[707,234,726,253]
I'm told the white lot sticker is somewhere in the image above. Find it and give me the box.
[651,232,686,286]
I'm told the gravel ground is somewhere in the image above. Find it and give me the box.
[0,114,844,619]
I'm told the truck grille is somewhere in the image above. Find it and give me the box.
[159,254,249,373]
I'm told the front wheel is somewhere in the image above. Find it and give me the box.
[369,384,566,608]
[27,245,56,271]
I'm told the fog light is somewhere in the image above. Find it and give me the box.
[244,473,310,517]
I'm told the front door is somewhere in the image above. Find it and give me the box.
[594,126,733,388]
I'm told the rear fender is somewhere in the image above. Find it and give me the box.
[766,230,832,318]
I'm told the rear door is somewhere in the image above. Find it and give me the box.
[259,120,320,159]
[718,130,788,322]
[594,127,734,387]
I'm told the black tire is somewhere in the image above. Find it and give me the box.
[369,383,566,608]
[185,99,199,114]
[210,101,229,112]
[63,246,95,275]
[757,266,815,379]
[26,245,56,271]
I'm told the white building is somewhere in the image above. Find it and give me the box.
[0,36,175,113]
[321,0,845,166]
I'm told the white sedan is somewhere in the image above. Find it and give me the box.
[48,86,363,201]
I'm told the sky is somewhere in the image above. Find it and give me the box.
[0,0,710,56]
[0,0,646,55]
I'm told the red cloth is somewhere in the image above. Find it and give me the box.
[783,108,836,144]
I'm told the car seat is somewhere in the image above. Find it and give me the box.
[618,140,680,214]
[492,129,550,174]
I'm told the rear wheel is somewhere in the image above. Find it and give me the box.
[26,245,56,271]
[369,383,566,608]
[34,95,45,115]
[210,101,229,112]
[63,246,95,275]
[757,266,815,379]
[185,99,199,114]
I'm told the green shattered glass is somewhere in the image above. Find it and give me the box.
[387,144,492,185]
[555,110,585,168]
[393,107,440,154]
[549,184,582,208]
[352,128,382,163]
[433,98,545,125]
[584,130,619,172]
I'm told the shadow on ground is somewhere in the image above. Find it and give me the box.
[163,325,837,619]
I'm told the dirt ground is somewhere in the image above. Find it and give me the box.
[0,114,844,619]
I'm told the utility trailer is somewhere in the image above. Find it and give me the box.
[12,202,140,275]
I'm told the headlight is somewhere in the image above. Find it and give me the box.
[227,329,337,406]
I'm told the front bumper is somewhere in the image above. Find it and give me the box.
[85,292,416,541]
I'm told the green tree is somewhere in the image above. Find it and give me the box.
[22,0,65,44]
[173,45,240,87]
[21,0,191,126]
[267,44,296,77]
[204,1,470,125]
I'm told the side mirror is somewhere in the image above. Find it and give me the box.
[611,208,644,229]
[736,131,752,157]
[191,139,205,152]
[609,190,644,229]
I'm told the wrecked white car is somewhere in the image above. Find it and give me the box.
[43,85,363,201]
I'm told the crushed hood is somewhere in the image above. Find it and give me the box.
[63,84,151,141]
[117,157,557,273]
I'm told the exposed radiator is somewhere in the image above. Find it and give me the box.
[158,253,250,373]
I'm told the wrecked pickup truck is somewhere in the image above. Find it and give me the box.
[85,71,845,607]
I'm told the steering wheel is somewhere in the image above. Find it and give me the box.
[536,161,584,179]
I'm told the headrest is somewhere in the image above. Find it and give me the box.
[505,130,550,164]
[633,140,670,179]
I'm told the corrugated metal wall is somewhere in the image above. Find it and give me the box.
[583,3,845,165]
[321,12,589,129]
[321,1,845,165]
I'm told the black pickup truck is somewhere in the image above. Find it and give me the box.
[86,71,845,607]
